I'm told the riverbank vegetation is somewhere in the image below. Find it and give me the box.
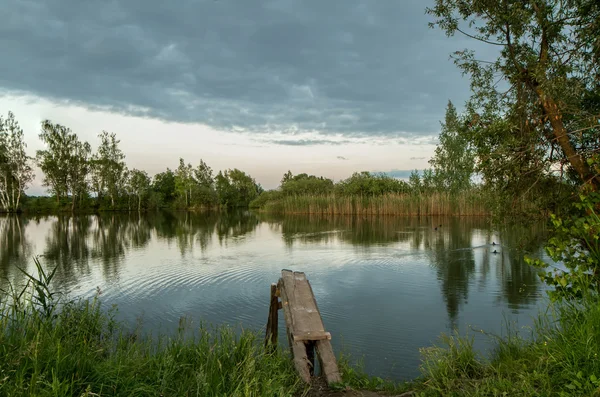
[0,258,414,396]
[0,114,263,213]
[408,0,600,394]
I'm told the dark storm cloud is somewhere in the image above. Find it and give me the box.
[0,0,475,138]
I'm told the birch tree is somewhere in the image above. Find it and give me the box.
[0,112,34,211]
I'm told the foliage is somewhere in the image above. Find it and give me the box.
[129,169,151,211]
[150,168,176,209]
[427,0,600,191]
[249,189,283,209]
[429,101,475,194]
[36,121,77,203]
[0,261,303,397]
[0,111,34,212]
[280,172,334,196]
[527,171,600,301]
[335,171,409,196]
[93,131,127,209]
[416,295,600,396]
[215,169,260,208]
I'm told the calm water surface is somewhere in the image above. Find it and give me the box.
[0,211,552,380]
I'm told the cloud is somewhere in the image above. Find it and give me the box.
[0,0,478,139]
[337,156,348,160]
[267,139,351,146]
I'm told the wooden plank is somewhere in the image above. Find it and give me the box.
[280,270,326,335]
[316,339,342,384]
[278,277,294,349]
[292,331,331,341]
[279,276,311,383]
[264,283,278,349]
[279,269,340,385]
[291,340,312,383]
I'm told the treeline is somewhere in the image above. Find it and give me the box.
[250,100,575,216]
[0,112,262,213]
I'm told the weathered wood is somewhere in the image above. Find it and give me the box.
[280,270,326,336]
[265,283,279,349]
[292,330,331,341]
[279,277,311,382]
[291,340,312,383]
[278,269,341,385]
[316,339,342,384]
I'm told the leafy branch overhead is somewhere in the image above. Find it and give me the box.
[427,0,600,190]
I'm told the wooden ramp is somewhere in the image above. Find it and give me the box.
[265,270,342,385]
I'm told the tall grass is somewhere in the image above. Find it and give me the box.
[417,294,600,396]
[0,258,414,396]
[258,190,540,216]
[0,259,302,396]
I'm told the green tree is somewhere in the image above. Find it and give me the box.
[174,158,195,208]
[36,121,78,204]
[409,170,422,194]
[67,140,92,211]
[129,169,151,211]
[0,111,34,211]
[93,131,126,208]
[281,170,293,186]
[280,172,334,195]
[427,0,600,190]
[215,169,259,207]
[335,171,409,196]
[193,159,218,207]
[151,169,176,208]
[429,101,474,193]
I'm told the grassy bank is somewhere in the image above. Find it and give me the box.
[252,190,546,217]
[415,294,600,396]
[0,297,301,396]
[0,260,410,397]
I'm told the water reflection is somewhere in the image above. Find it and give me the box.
[0,216,32,287]
[0,211,548,339]
[260,213,547,326]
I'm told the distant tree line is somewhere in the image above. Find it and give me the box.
[0,112,262,212]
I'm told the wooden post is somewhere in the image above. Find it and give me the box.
[265,283,279,349]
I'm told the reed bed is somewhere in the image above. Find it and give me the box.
[258,190,545,217]
[260,191,497,216]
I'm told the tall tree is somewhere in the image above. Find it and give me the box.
[174,158,195,207]
[129,168,150,211]
[0,112,34,211]
[151,168,176,207]
[215,169,260,207]
[94,131,126,208]
[427,0,600,190]
[68,140,92,211]
[36,121,78,204]
[429,101,475,193]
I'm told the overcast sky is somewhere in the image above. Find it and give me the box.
[0,0,478,193]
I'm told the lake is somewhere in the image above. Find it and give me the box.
[0,211,552,381]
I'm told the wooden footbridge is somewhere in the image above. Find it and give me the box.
[265,270,342,385]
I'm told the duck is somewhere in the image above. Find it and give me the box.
[492,249,498,254]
